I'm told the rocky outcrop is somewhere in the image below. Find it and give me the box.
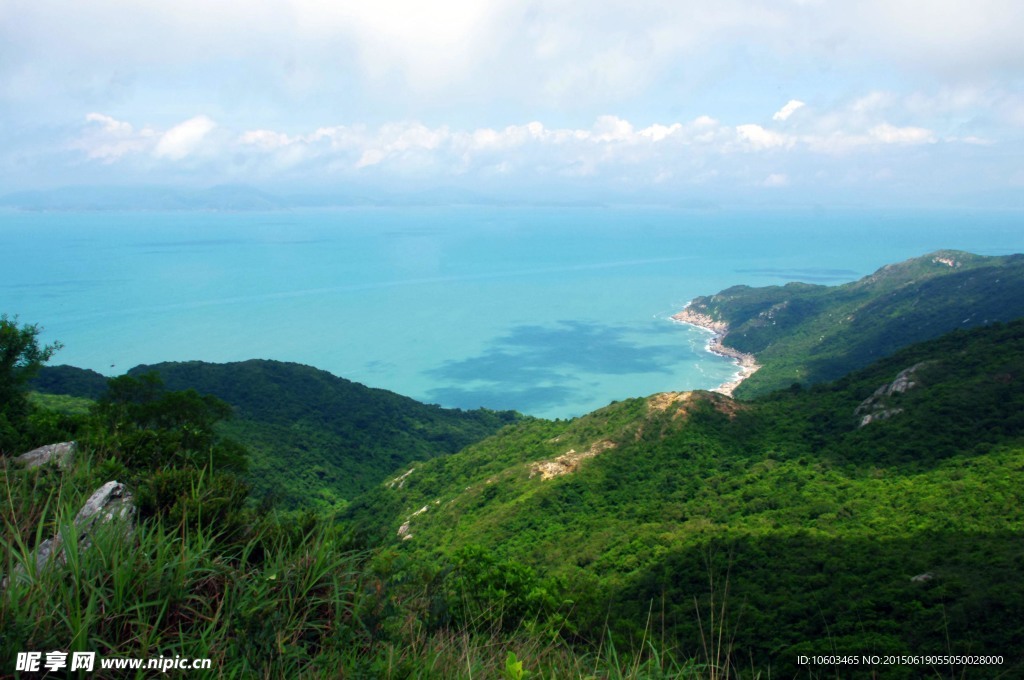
[647,390,744,419]
[388,467,414,489]
[529,440,616,480]
[855,362,932,427]
[932,255,961,268]
[396,501,438,541]
[671,307,729,334]
[10,441,77,470]
[3,481,135,588]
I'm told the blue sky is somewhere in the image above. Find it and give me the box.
[2,0,1023,207]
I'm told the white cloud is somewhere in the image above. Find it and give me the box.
[238,129,294,150]
[735,124,790,150]
[75,112,156,161]
[772,100,805,122]
[868,123,935,145]
[154,116,216,160]
[591,115,635,142]
[64,100,991,200]
[804,125,936,154]
[85,112,134,135]
[639,123,683,142]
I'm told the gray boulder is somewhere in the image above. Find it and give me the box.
[2,481,135,588]
[855,362,932,427]
[10,441,77,469]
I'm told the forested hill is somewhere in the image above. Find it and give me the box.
[682,249,1024,397]
[32,360,521,508]
[132,360,521,508]
[344,319,1024,672]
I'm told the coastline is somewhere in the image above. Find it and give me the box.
[671,306,761,397]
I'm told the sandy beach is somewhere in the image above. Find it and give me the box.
[671,306,761,397]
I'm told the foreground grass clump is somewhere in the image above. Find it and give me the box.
[1,454,366,676]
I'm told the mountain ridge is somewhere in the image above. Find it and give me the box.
[676,249,1024,396]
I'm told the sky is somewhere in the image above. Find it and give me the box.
[2,0,1024,207]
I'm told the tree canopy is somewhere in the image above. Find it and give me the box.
[0,314,62,453]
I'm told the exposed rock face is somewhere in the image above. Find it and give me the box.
[3,481,135,588]
[647,390,744,419]
[530,440,616,480]
[36,481,136,569]
[855,362,932,427]
[388,468,414,489]
[396,503,433,540]
[671,307,729,334]
[11,441,77,470]
[73,481,135,535]
[647,391,697,414]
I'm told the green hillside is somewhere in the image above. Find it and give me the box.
[680,250,1024,396]
[28,364,109,400]
[345,319,1024,675]
[127,360,521,509]
[31,360,521,509]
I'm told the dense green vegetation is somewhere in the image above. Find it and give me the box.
[682,250,1024,396]
[0,315,63,455]
[32,360,521,510]
[27,364,108,401]
[2,392,703,678]
[6,277,1024,677]
[346,319,1024,676]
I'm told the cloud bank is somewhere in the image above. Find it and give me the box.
[66,92,973,200]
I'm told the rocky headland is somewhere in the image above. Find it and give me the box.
[672,305,761,397]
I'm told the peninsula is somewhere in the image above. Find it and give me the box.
[673,251,1024,397]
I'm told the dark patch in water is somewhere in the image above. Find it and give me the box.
[424,320,683,414]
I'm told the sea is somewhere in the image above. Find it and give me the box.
[2,205,1021,419]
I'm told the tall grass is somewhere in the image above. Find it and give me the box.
[2,447,750,679]
[2,449,370,677]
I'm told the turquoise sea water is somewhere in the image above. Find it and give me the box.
[2,206,1022,419]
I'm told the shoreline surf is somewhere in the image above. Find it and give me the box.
[670,305,761,397]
